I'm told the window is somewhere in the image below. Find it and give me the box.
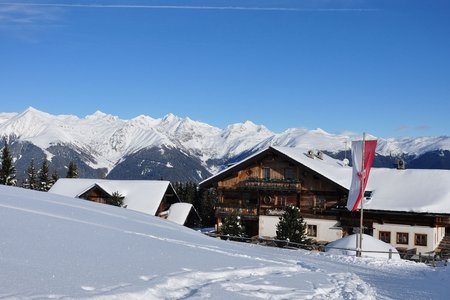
[284,168,294,180]
[415,234,427,246]
[263,167,271,180]
[244,193,257,206]
[364,191,373,200]
[277,195,286,206]
[396,232,409,245]
[379,231,391,243]
[243,193,250,206]
[307,225,317,237]
[317,197,326,208]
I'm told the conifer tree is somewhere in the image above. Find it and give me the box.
[200,188,217,227]
[109,191,125,207]
[49,169,59,188]
[186,182,198,204]
[66,161,78,178]
[38,159,50,191]
[174,182,217,227]
[0,142,16,186]
[276,205,309,245]
[23,159,38,190]
[174,181,199,204]
[221,210,246,238]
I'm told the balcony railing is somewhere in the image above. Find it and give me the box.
[215,204,258,216]
[236,177,301,191]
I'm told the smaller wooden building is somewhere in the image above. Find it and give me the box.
[49,179,187,223]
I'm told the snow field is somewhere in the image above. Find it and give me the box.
[1,185,449,299]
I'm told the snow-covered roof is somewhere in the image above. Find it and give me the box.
[277,146,450,214]
[167,203,194,225]
[325,234,400,260]
[201,146,450,215]
[272,146,350,189]
[49,178,176,215]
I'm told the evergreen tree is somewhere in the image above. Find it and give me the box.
[109,191,124,207]
[0,142,16,186]
[38,159,51,191]
[174,181,198,204]
[174,182,217,228]
[23,159,38,190]
[49,169,59,188]
[186,182,198,204]
[276,205,309,245]
[221,210,245,237]
[200,188,217,227]
[66,161,78,178]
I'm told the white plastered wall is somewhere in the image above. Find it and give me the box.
[372,223,445,253]
[304,218,343,243]
[259,216,279,237]
[259,216,342,242]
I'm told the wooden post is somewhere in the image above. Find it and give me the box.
[389,248,392,260]
[357,133,366,257]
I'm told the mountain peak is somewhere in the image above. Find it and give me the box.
[20,106,50,116]
[85,111,118,121]
[312,128,331,135]
[226,120,271,135]
[162,113,179,122]
[130,115,159,127]
[23,106,40,113]
[15,107,52,120]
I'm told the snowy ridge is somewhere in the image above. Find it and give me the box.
[0,107,449,174]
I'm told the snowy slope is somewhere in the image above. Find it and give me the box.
[0,107,449,175]
[1,185,450,299]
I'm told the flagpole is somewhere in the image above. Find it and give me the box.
[357,132,366,257]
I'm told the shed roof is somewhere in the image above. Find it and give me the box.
[166,203,194,225]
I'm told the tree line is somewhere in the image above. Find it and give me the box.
[173,181,217,227]
[0,141,79,191]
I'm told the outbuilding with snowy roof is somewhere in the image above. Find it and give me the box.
[49,179,188,224]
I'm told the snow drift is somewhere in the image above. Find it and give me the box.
[325,234,401,260]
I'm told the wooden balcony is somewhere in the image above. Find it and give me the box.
[215,203,258,217]
[233,178,302,192]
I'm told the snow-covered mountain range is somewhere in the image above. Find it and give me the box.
[1,107,449,182]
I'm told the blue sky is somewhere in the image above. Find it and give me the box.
[0,0,449,138]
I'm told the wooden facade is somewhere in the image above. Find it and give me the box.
[200,147,450,253]
[155,184,180,216]
[78,184,114,205]
[201,147,348,237]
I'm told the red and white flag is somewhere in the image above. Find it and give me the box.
[346,139,377,211]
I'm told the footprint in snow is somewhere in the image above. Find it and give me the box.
[140,275,157,281]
